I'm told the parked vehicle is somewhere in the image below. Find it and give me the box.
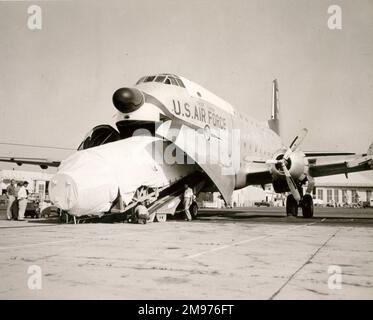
[313,199,324,207]
[254,200,270,207]
[362,201,370,208]
[25,193,41,218]
[0,194,7,206]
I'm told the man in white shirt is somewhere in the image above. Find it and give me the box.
[183,184,194,221]
[17,181,29,221]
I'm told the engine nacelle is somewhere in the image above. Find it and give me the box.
[270,149,308,193]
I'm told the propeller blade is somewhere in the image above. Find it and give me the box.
[283,148,292,161]
[265,159,280,165]
[282,163,301,202]
[284,128,308,160]
[249,160,281,165]
[285,175,301,202]
[289,128,308,152]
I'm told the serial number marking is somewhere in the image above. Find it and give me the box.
[138,304,234,317]
[182,304,234,315]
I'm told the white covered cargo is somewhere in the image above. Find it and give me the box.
[49,136,197,217]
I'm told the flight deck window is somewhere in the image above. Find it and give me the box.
[155,76,166,83]
[170,77,178,86]
[164,78,171,85]
[175,78,185,88]
[144,76,155,82]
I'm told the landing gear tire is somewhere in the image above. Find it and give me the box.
[155,213,167,223]
[286,194,298,217]
[301,194,314,218]
[190,202,198,220]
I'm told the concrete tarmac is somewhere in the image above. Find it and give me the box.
[0,207,373,299]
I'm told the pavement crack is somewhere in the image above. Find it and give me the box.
[304,287,329,296]
[269,228,341,300]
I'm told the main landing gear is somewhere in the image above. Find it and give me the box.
[286,194,298,217]
[286,193,314,218]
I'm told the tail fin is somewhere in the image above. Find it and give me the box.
[268,79,280,136]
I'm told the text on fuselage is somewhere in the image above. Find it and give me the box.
[172,99,226,130]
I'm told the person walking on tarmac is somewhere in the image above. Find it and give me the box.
[183,184,194,221]
[6,179,17,220]
[17,181,29,221]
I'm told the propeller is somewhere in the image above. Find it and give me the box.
[279,129,307,201]
[256,128,308,202]
[253,129,308,165]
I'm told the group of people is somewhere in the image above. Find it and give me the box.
[5,181,194,223]
[5,180,29,221]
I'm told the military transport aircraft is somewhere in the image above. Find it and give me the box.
[1,74,372,221]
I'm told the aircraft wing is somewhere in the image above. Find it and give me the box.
[304,152,355,157]
[245,169,273,186]
[307,153,373,178]
[245,143,373,185]
[0,157,61,169]
[243,157,273,186]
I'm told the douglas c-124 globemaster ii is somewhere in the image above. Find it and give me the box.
[1,73,372,222]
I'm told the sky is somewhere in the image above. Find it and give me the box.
[0,0,372,173]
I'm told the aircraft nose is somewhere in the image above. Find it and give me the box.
[48,151,119,216]
[49,173,78,211]
[112,87,144,113]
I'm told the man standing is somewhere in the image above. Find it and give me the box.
[17,181,29,221]
[183,184,194,221]
[6,179,17,220]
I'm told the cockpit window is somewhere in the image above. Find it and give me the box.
[175,78,185,88]
[155,75,166,83]
[144,76,156,82]
[136,74,185,88]
[169,77,177,85]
